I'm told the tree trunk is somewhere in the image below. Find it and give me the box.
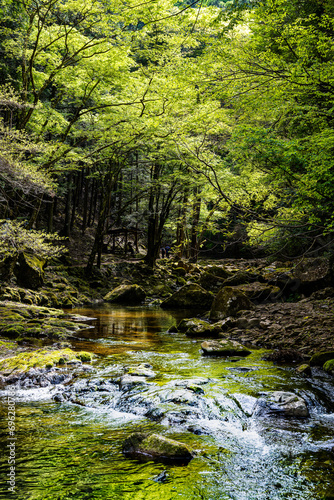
[189,189,201,262]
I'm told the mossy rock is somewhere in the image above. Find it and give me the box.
[160,284,214,310]
[173,267,187,277]
[176,318,222,338]
[0,287,22,303]
[309,351,334,366]
[0,339,17,351]
[122,432,194,464]
[209,286,254,321]
[2,324,26,336]
[176,277,186,286]
[323,359,334,374]
[296,364,312,376]
[104,284,146,305]
[0,348,92,375]
[198,271,225,291]
[0,302,90,340]
[76,351,93,362]
[201,339,252,357]
[14,252,46,290]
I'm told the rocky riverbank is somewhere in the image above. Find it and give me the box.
[0,255,333,383]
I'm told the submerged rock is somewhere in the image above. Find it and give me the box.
[122,432,194,464]
[201,340,251,357]
[253,391,309,418]
[104,284,146,305]
[160,284,214,310]
[209,286,254,321]
[119,374,150,390]
[127,363,156,378]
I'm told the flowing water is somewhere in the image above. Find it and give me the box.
[0,305,334,500]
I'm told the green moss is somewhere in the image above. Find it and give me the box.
[76,351,93,362]
[310,351,334,366]
[0,339,16,350]
[0,302,90,340]
[123,432,194,462]
[0,348,89,374]
[296,364,312,376]
[2,324,25,336]
[323,359,334,373]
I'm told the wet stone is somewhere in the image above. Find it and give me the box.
[201,340,252,357]
[119,374,151,390]
[253,391,309,418]
[126,363,156,378]
[122,432,194,464]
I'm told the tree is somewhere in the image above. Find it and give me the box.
[185,0,334,257]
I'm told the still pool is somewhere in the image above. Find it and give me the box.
[0,305,334,499]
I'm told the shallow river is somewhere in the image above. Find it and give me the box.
[1,305,334,500]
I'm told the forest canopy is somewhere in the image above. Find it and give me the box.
[0,0,333,268]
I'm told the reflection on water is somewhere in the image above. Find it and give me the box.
[69,305,182,355]
[0,305,333,500]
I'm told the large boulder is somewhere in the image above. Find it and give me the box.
[253,391,309,418]
[160,284,214,310]
[122,432,194,464]
[104,284,146,305]
[14,252,46,289]
[176,318,222,338]
[209,286,254,321]
[201,339,251,357]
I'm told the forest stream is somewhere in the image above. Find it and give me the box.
[0,305,334,500]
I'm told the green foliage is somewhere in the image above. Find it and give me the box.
[0,220,67,260]
[0,0,333,261]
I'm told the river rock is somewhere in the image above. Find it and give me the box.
[296,364,312,376]
[127,363,156,378]
[199,271,226,291]
[104,284,146,305]
[160,284,214,310]
[310,351,334,367]
[119,374,150,389]
[323,359,334,374]
[254,391,309,418]
[209,286,254,321]
[201,339,251,357]
[176,318,222,338]
[122,432,194,463]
